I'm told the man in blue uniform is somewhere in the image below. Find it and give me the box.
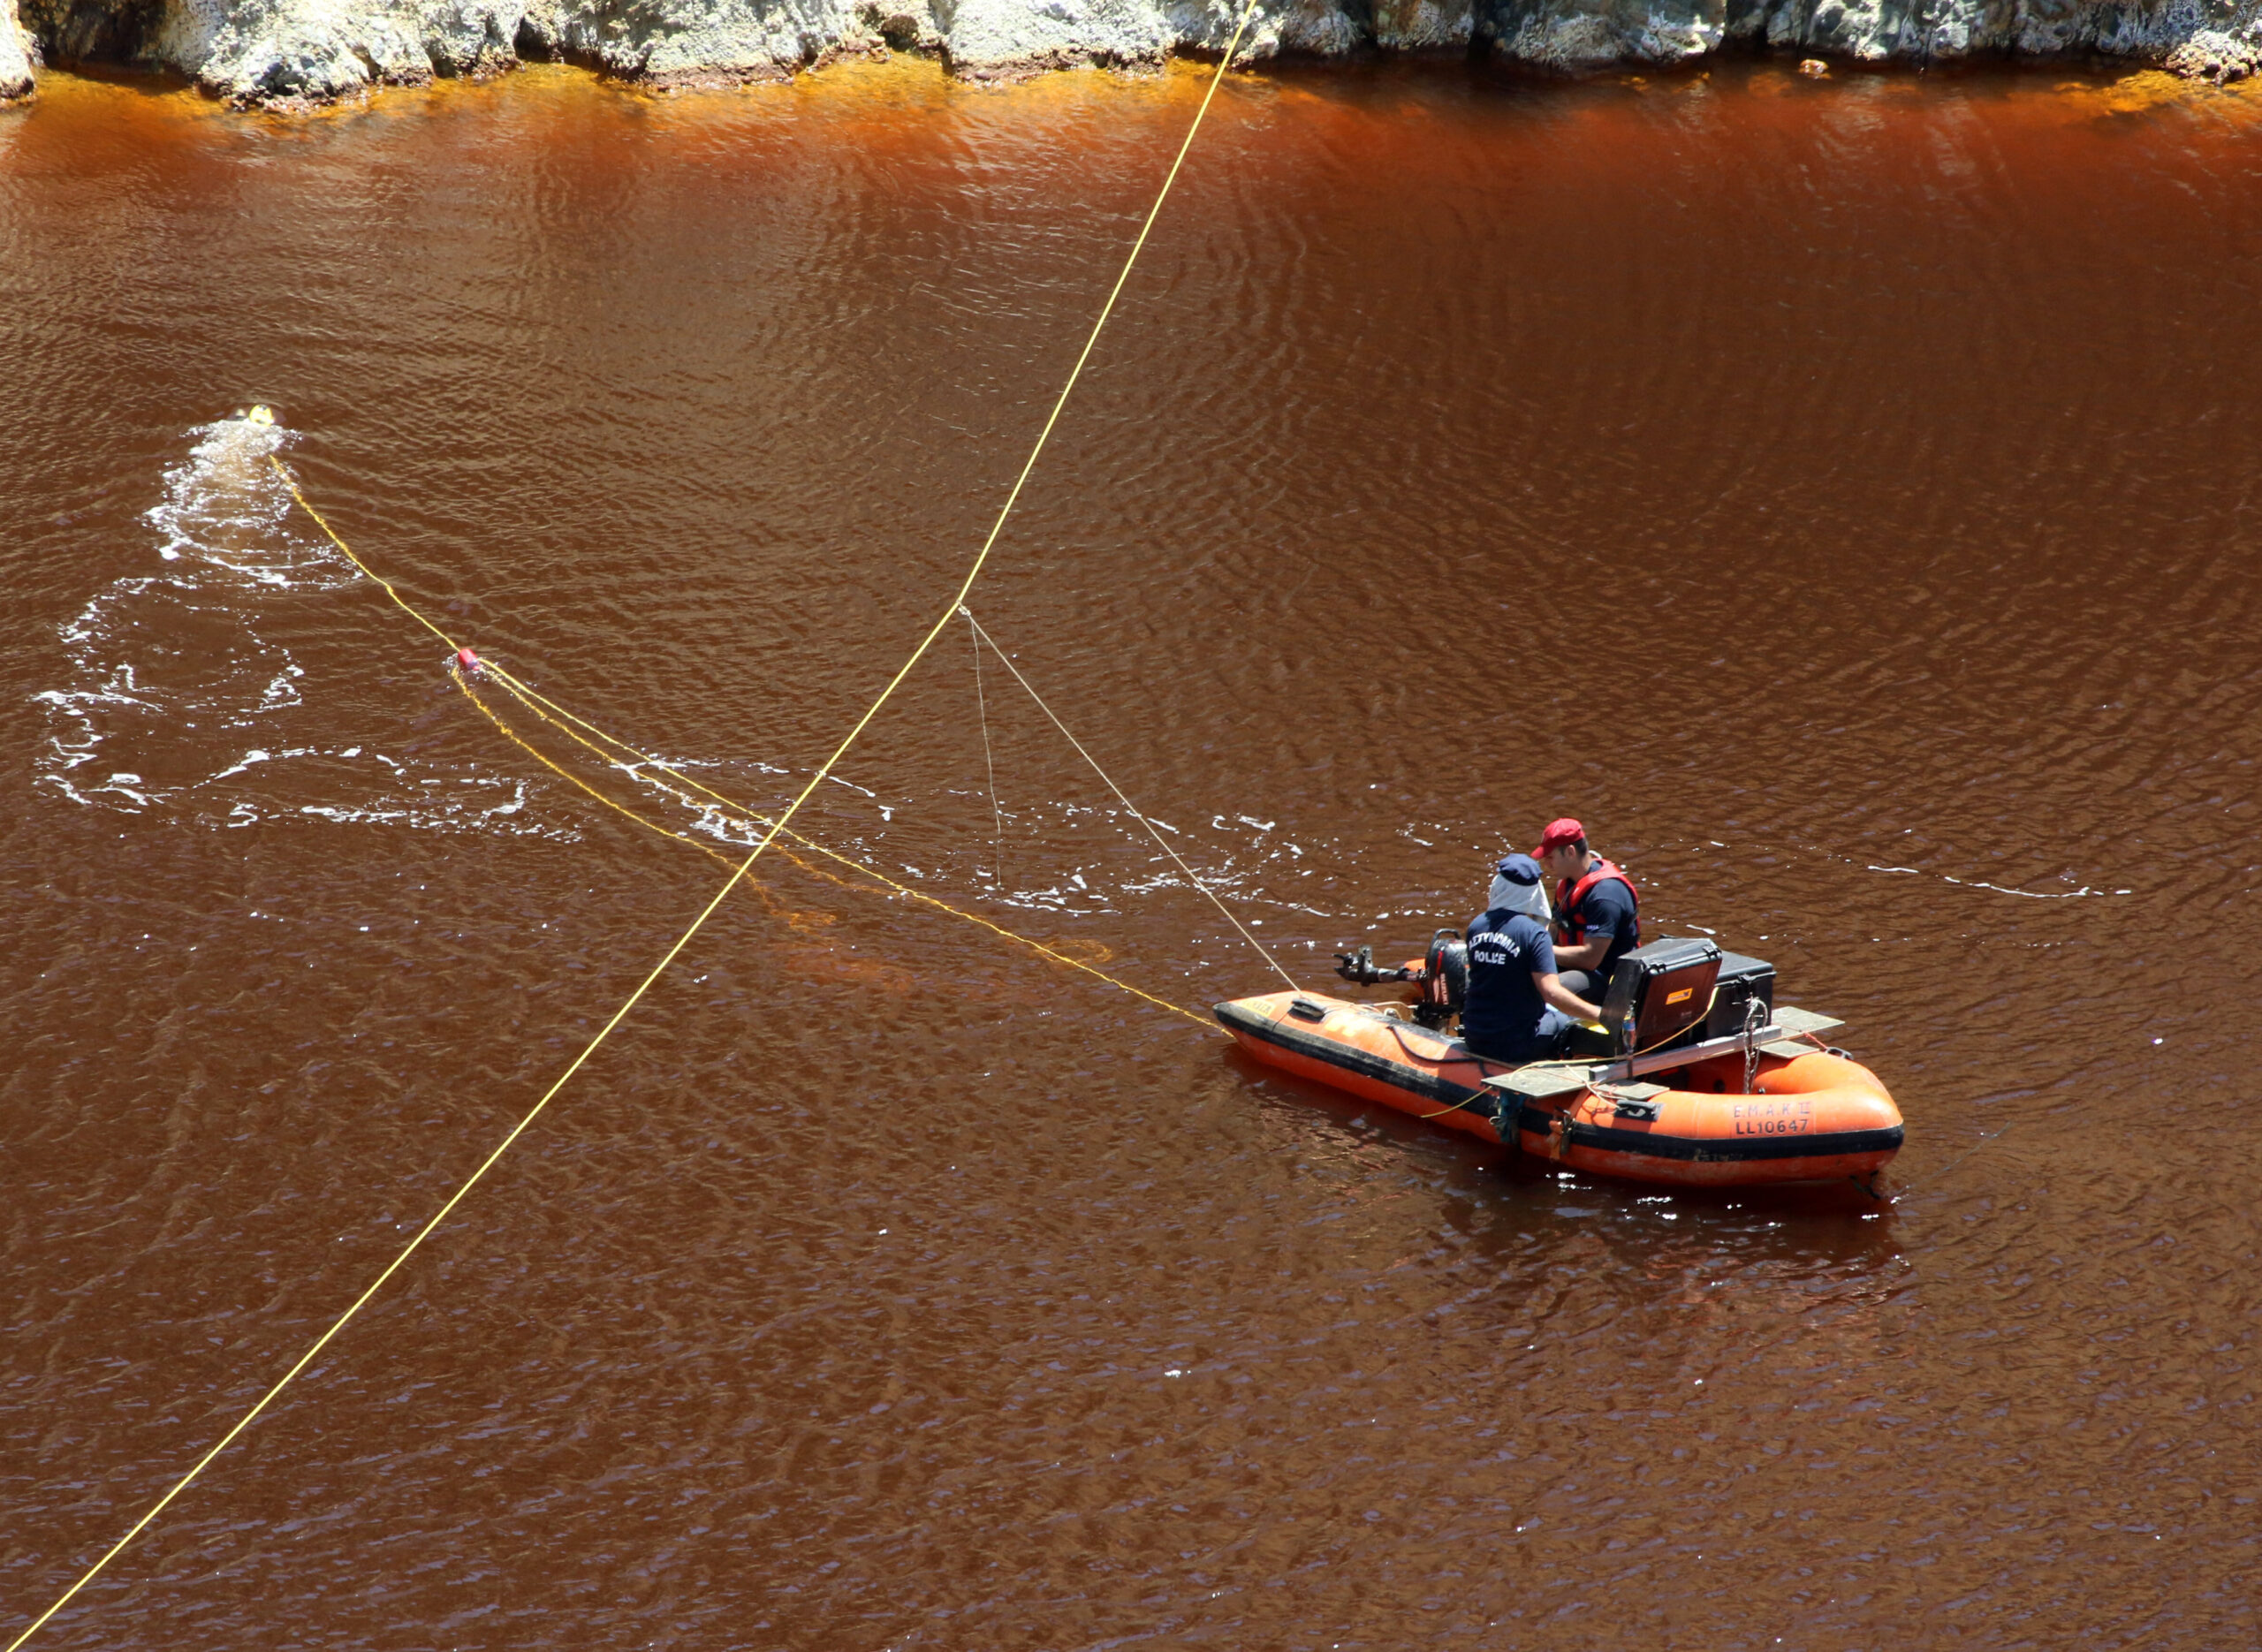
[1460,853,1603,1063]
[1533,816,1641,1002]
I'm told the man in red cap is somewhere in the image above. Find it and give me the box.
[1533,817,1641,1002]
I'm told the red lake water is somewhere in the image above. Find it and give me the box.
[3,56,2259,1649]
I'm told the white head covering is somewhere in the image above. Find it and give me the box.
[1487,853,1552,921]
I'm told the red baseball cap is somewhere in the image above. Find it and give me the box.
[1532,817,1585,855]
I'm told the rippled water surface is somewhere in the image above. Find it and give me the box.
[4,57,2260,1649]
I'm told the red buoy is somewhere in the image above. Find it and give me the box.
[455,648,482,674]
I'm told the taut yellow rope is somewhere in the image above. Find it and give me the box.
[11,10,1260,1644]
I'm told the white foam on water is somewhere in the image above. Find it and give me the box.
[39,421,1317,910]
[34,413,571,841]
[578,732,1307,930]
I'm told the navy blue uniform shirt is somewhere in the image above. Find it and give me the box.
[1461,908,1558,1060]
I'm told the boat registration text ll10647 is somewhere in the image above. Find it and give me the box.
[1732,1096,1814,1136]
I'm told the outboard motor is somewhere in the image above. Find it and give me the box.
[1413,928,1468,1029]
[1334,928,1468,1031]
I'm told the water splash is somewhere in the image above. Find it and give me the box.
[33,413,564,838]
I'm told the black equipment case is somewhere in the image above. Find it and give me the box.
[1600,937,1721,1054]
[1704,950,1776,1039]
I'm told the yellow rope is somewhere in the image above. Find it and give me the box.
[1414,1051,1519,1121]
[11,16,1259,1646]
[1508,986,1726,1078]
[5,841,749,1652]
[263,463,1213,1050]
[685,0,1264,886]
[270,466,460,655]
[459,668,1218,1032]
[456,671,740,868]
[274,438,1225,1038]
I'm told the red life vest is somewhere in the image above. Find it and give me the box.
[1555,857,1640,947]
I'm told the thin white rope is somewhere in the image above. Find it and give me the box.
[960,608,1297,990]
[968,609,1006,885]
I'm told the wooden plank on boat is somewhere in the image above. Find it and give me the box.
[1759,1039,1818,1059]
[1596,1080,1671,1101]
[1772,1004,1844,1034]
[1482,1065,1590,1099]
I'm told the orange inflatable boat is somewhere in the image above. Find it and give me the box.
[1216,937,1901,1191]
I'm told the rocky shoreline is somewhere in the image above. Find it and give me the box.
[2,0,2256,110]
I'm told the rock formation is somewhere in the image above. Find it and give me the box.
[4,0,37,99]
[4,0,2256,107]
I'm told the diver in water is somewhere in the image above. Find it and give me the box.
[1460,853,1602,1063]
